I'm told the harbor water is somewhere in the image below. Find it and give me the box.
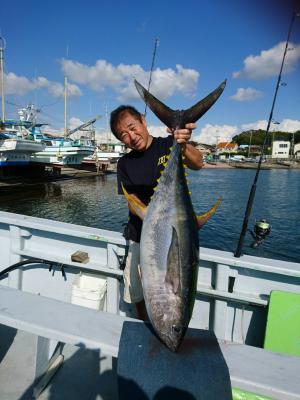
[0,169,299,263]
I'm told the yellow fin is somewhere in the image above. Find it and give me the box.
[196,197,222,230]
[121,184,147,220]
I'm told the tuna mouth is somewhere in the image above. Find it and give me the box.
[165,337,182,353]
[158,329,185,353]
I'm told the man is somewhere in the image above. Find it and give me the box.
[110,105,203,319]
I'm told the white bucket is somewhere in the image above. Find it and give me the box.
[71,272,107,310]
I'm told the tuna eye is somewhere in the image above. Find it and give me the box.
[172,325,182,333]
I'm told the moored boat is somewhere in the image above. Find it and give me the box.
[0,121,45,177]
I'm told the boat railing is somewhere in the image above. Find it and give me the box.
[0,210,299,345]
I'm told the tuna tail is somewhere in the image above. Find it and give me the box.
[134,79,227,129]
[196,197,222,229]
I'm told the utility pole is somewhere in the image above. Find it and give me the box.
[247,130,253,158]
[290,131,295,160]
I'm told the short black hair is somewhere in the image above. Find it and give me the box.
[110,105,143,140]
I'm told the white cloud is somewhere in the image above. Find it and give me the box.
[69,117,83,130]
[230,87,263,102]
[277,119,300,132]
[4,71,82,98]
[233,41,300,80]
[148,125,169,138]
[4,72,50,95]
[194,123,239,145]
[61,59,199,101]
[48,82,82,98]
[241,120,268,131]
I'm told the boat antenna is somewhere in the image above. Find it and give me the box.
[234,11,299,258]
[144,37,159,117]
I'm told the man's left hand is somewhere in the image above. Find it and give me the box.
[167,123,197,144]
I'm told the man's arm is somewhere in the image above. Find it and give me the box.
[181,143,203,170]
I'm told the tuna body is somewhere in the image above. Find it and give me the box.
[140,140,199,351]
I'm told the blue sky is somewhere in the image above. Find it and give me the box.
[1,0,299,144]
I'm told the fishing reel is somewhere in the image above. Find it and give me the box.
[250,219,271,249]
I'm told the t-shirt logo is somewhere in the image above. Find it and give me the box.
[157,154,168,166]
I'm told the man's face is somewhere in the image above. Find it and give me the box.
[116,112,151,151]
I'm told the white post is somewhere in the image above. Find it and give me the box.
[106,243,120,315]
[8,226,24,289]
[213,263,230,340]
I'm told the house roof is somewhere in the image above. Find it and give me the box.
[217,142,237,150]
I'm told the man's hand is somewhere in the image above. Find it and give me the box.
[167,123,197,144]
[167,123,203,170]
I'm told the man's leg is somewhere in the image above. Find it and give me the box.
[123,241,147,320]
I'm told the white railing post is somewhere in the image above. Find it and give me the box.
[106,243,120,315]
[213,263,230,340]
[8,225,24,289]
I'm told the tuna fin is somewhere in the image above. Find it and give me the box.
[196,198,222,229]
[134,79,226,129]
[121,184,147,220]
[165,227,181,295]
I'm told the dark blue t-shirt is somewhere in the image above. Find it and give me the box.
[117,135,174,242]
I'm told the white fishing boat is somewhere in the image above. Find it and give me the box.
[17,104,95,168]
[0,122,45,175]
[29,131,95,168]
[0,43,45,175]
[0,210,299,400]
[94,141,126,161]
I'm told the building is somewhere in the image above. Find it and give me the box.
[272,141,290,158]
[294,143,300,159]
[216,142,238,154]
[194,143,214,156]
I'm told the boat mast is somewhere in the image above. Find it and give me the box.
[64,75,68,139]
[105,103,110,142]
[0,36,6,123]
[64,46,69,139]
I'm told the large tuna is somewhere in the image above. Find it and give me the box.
[123,79,226,351]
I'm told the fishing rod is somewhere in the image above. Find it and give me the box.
[234,11,299,258]
[144,37,159,117]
